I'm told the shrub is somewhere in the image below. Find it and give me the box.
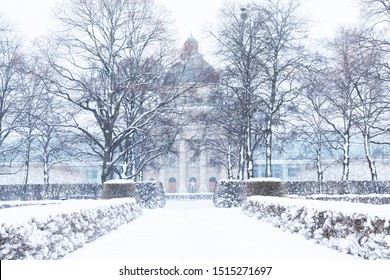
[0,198,142,260]
[101,180,139,201]
[135,181,166,208]
[213,179,246,208]
[245,178,287,197]
[243,196,390,260]
[0,184,102,201]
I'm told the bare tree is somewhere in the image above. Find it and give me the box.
[294,55,338,182]
[210,0,307,178]
[0,18,25,174]
[209,2,269,179]
[317,27,364,181]
[199,81,243,179]
[15,56,46,184]
[256,0,307,177]
[39,0,196,182]
[35,95,78,185]
[361,0,390,23]
[346,27,390,181]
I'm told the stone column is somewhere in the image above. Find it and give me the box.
[178,139,187,193]
[199,151,207,192]
[158,168,166,192]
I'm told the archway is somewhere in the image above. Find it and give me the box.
[208,177,217,193]
[188,177,197,193]
[168,177,177,193]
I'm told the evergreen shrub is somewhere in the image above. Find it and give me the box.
[101,180,139,201]
[213,179,246,208]
[135,181,166,208]
[245,178,287,197]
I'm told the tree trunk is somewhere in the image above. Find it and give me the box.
[238,139,245,180]
[316,142,324,183]
[227,143,234,179]
[265,120,272,177]
[341,133,350,181]
[363,133,378,181]
[101,148,114,183]
[43,154,49,185]
[246,116,253,179]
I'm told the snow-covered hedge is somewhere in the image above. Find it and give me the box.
[0,184,102,201]
[135,181,166,208]
[246,178,287,197]
[0,198,142,260]
[165,193,214,200]
[301,194,390,205]
[101,180,166,208]
[0,200,62,209]
[242,196,390,259]
[101,180,139,201]
[213,180,246,208]
[285,181,390,195]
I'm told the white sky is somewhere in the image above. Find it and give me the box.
[0,0,361,56]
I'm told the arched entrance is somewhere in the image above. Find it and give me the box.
[208,177,217,193]
[188,177,197,193]
[168,177,177,193]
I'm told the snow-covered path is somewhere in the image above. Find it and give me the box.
[64,200,357,260]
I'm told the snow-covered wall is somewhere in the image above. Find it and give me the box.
[242,196,390,259]
[0,198,142,260]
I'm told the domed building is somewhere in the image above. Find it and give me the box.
[164,34,218,85]
[143,35,224,193]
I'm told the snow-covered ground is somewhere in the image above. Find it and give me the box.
[4,198,390,280]
[63,200,357,260]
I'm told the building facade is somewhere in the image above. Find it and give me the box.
[143,35,227,193]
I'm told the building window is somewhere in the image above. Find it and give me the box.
[209,158,218,168]
[272,165,281,178]
[86,169,98,181]
[288,165,299,180]
[259,164,282,179]
[168,157,177,168]
[189,156,197,167]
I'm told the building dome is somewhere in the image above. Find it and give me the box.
[184,34,199,54]
[185,34,198,45]
[164,35,219,85]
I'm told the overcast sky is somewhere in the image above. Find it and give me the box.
[0,0,361,56]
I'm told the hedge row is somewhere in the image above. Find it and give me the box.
[0,181,166,209]
[213,179,286,208]
[285,181,390,196]
[242,196,390,259]
[2,180,390,202]
[101,180,166,209]
[302,195,390,205]
[0,184,102,201]
[0,200,61,210]
[165,193,214,200]
[0,198,142,260]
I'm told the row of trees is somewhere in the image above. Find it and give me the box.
[2,0,390,183]
[203,0,390,181]
[0,0,200,184]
